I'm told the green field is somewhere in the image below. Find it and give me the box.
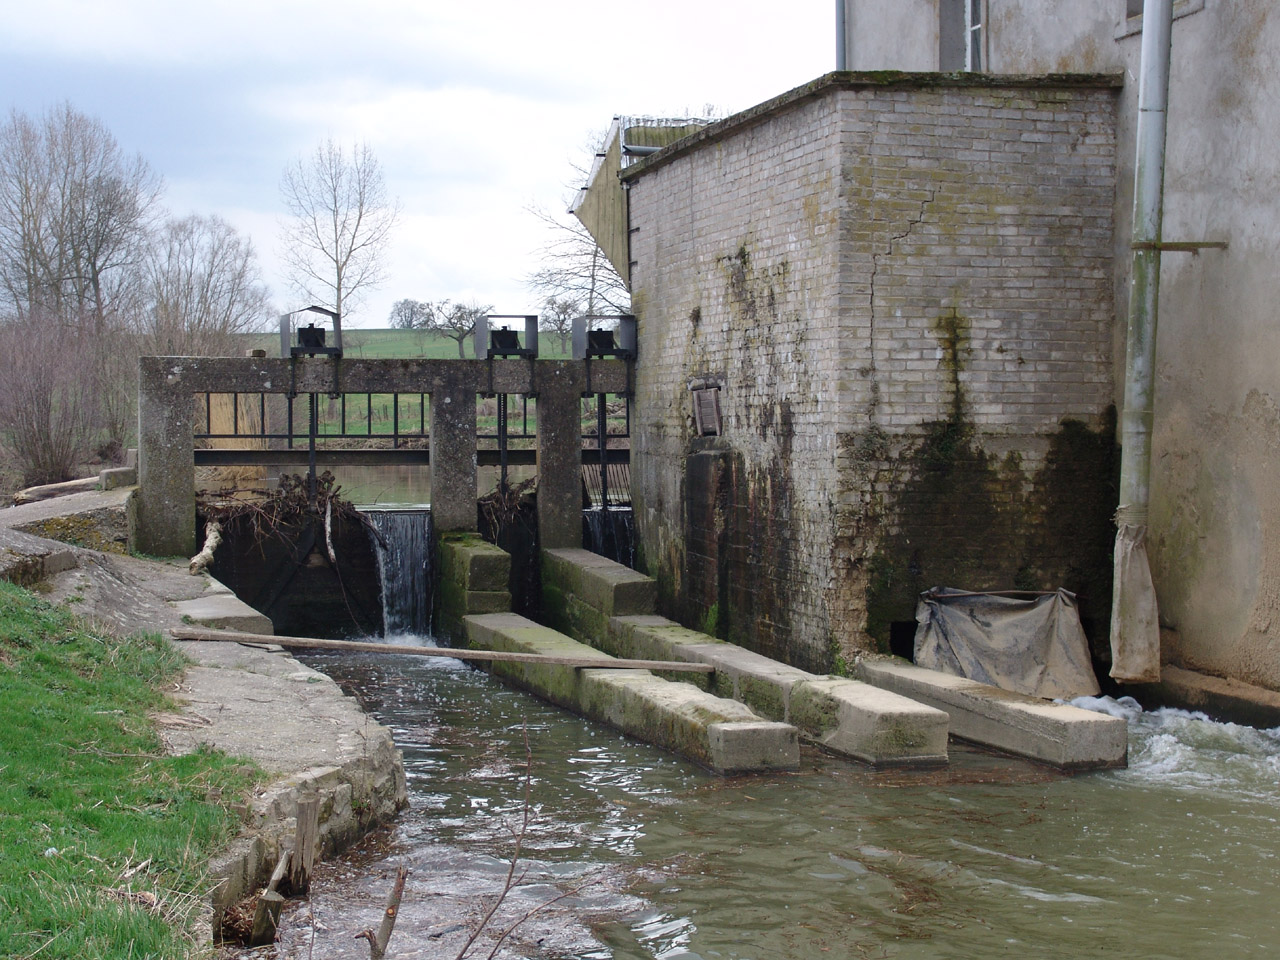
[248,328,573,361]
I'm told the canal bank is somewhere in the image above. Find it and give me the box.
[0,491,408,943]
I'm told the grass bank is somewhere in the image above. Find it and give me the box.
[0,581,261,959]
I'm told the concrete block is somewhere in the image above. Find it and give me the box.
[438,534,510,592]
[173,579,274,635]
[855,657,1127,769]
[460,590,511,615]
[610,615,949,766]
[464,612,798,774]
[790,677,949,766]
[544,548,656,617]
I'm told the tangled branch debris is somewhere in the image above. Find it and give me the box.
[478,477,536,538]
[196,471,385,550]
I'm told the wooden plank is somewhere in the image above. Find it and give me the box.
[170,627,716,674]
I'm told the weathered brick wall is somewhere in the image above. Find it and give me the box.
[626,75,1119,672]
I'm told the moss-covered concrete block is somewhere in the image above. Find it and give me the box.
[543,548,656,626]
[790,677,949,766]
[438,534,511,592]
[463,612,798,773]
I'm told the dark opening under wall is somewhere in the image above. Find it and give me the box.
[206,512,382,639]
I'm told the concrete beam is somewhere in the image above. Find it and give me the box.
[464,612,799,774]
[855,657,1128,769]
[133,356,630,397]
[609,615,948,765]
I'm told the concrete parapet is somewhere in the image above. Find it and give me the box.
[3,487,135,555]
[612,615,949,765]
[855,657,1128,769]
[0,526,78,587]
[464,611,799,774]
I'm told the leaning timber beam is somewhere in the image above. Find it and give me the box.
[169,627,715,674]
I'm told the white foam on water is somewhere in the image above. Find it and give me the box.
[1070,695,1280,802]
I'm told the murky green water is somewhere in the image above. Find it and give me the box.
[276,647,1280,960]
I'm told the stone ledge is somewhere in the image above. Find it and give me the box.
[855,657,1128,769]
[1132,665,1280,729]
[172,577,274,633]
[464,611,798,774]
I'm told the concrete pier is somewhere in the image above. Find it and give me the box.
[855,657,1128,769]
[464,612,800,774]
[541,548,951,766]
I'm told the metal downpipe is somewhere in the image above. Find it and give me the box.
[1110,0,1173,683]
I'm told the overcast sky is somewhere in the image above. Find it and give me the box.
[1,1,836,328]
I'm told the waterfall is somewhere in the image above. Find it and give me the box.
[364,509,433,637]
[582,505,635,569]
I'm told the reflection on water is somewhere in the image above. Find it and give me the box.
[319,464,539,507]
[276,650,1280,960]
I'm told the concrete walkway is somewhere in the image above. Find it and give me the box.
[0,492,408,931]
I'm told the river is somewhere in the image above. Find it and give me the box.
[261,640,1280,960]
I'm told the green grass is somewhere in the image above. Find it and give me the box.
[0,581,263,959]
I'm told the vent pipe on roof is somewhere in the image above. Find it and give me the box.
[1110,0,1173,684]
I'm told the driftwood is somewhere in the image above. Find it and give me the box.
[169,627,716,674]
[188,520,223,575]
[356,865,409,959]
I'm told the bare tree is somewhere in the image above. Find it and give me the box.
[279,139,399,322]
[431,300,490,359]
[0,312,96,485]
[0,102,161,332]
[527,206,629,320]
[137,213,270,357]
[387,297,432,330]
[539,295,581,355]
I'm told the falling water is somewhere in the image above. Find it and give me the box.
[583,506,636,569]
[363,508,433,636]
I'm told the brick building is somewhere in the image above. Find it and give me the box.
[577,73,1121,673]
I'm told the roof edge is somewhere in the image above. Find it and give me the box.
[619,70,1125,182]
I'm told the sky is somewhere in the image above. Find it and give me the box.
[0,1,836,328]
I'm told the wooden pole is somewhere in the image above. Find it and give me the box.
[169,627,716,674]
[289,797,320,895]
